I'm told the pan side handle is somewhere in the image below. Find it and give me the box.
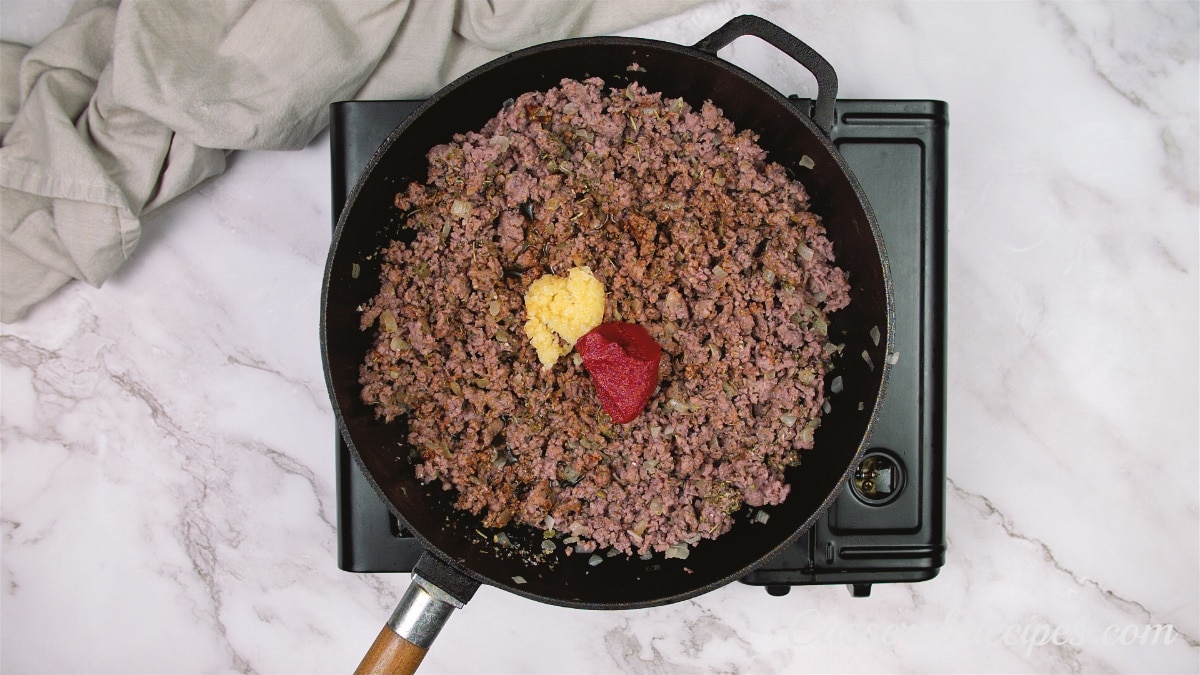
[356,554,481,674]
[693,14,839,136]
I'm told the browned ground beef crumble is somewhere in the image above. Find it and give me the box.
[359,77,850,557]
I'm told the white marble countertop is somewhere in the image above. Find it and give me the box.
[2,1,1197,673]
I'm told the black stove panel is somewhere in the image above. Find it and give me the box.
[329,98,947,596]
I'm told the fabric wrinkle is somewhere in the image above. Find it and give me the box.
[0,0,709,323]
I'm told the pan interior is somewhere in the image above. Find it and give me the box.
[323,37,890,608]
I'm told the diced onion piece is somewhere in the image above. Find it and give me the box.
[380,310,398,334]
[797,243,814,262]
[831,376,844,394]
[489,134,511,152]
[450,199,471,218]
[870,325,881,346]
[799,155,816,170]
[711,264,727,279]
[512,575,527,585]
[350,263,360,279]
[558,464,581,485]
[588,554,604,567]
[822,400,832,414]
[862,350,875,371]
[798,423,816,445]
[493,532,510,545]
[541,540,556,554]
[754,510,770,524]
[780,413,798,428]
[667,398,691,413]
[664,543,691,560]
[887,351,901,365]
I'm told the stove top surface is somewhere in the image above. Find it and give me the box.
[329,97,947,597]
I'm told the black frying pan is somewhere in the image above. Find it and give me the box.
[321,15,894,674]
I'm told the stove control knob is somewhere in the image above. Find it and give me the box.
[850,450,905,505]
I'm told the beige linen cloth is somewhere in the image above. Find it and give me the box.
[0,0,704,323]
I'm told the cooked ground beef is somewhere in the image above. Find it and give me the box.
[359,77,850,556]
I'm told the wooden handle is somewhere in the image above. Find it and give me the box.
[355,625,428,675]
[356,564,474,674]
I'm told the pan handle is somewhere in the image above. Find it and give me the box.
[355,553,481,674]
[693,15,839,135]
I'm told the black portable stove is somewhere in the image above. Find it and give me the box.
[330,96,947,597]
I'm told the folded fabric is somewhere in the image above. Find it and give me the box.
[0,0,705,323]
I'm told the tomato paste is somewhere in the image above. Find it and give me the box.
[575,322,662,424]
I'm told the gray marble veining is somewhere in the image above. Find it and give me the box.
[2,1,1197,672]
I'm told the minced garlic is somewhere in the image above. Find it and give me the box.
[523,267,605,369]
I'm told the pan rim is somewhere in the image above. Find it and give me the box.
[321,33,895,609]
